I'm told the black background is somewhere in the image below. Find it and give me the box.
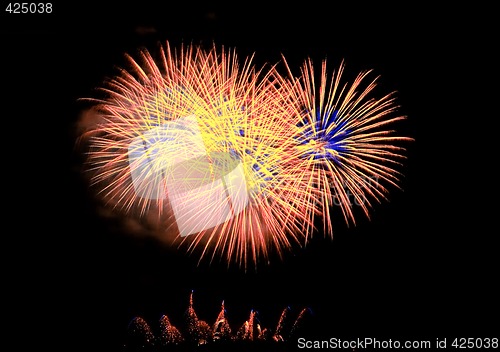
[2,1,497,350]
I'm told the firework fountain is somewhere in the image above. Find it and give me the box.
[124,291,311,350]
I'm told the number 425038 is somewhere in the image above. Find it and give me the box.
[5,3,52,14]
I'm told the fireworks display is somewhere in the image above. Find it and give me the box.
[124,291,311,350]
[80,41,411,267]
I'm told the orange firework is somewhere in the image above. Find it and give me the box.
[82,42,309,268]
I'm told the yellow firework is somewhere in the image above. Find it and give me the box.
[82,42,310,268]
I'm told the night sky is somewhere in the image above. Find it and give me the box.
[3,2,497,350]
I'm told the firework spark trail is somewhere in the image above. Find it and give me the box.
[273,306,290,342]
[213,300,232,340]
[281,58,412,240]
[289,307,312,338]
[237,309,256,341]
[126,317,155,349]
[184,290,212,345]
[185,291,199,337]
[158,315,183,346]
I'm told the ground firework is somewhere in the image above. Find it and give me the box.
[124,291,311,350]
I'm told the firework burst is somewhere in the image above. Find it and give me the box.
[81,42,309,268]
[79,41,411,267]
[281,58,412,240]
